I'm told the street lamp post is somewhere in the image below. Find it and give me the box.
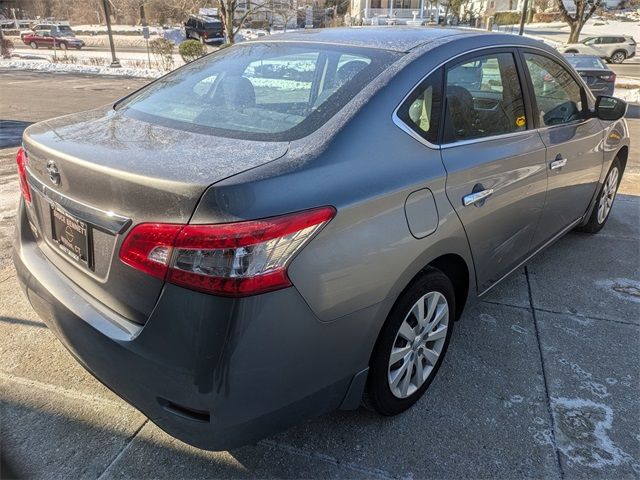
[102,0,121,67]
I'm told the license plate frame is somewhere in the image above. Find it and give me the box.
[49,203,94,270]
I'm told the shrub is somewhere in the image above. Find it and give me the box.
[125,59,149,69]
[532,11,563,22]
[1,37,14,58]
[87,56,108,66]
[149,37,174,71]
[50,54,78,64]
[179,39,207,63]
[493,11,520,25]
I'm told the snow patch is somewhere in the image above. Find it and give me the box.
[511,324,528,335]
[595,278,640,304]
[479,313,497,325]
[0,59,162,78]
[551,397,632,469]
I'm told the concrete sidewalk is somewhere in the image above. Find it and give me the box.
[0,71,638,479]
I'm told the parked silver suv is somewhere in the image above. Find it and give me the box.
[13,28,630,451]
[562,35,637,63]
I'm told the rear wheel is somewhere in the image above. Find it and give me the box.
[610,50,626,64]
[29,41,38,49]
[365,268,455,415]
[578,158,621,233]
[59,42,67,51]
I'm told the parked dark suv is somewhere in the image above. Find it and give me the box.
[185,15,224,43]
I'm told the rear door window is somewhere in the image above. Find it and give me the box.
[443,52,527,143]
[523,52,585,127]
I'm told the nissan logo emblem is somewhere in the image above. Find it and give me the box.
[46,160,61,186]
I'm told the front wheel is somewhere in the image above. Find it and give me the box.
[610,51,626,64]
[58,42,67,50]
[365,268,455,415]
[29,41,38,49]
[578,158,621,233]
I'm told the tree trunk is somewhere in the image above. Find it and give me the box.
[568,21,581,43]
[225,10,235,44]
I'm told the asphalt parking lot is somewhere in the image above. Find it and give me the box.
[0,71,639,479]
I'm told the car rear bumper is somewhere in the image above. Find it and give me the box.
[13,199,370,450]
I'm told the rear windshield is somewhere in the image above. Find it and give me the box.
[566,56,606,69]
[118,42,399,141]
[204,22,220,28]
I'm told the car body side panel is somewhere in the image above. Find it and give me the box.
[441,133,547,292]
[530,118,604,249]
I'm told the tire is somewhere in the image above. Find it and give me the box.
[564,49,578,54]
[29,41,38,49]
[75,46,82,50]
[59,42,67,50]
[610,50,626,64]
[578,158,622,234]
[365,268,455,416]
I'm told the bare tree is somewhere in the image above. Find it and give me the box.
[218,0,268,44]
[271,0,296,31]
[557,0,602,43]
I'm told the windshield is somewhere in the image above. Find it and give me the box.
[118,42,399,141]
[566,56,606,69]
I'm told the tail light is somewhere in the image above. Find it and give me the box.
[120,206,335,297]
[16,147,31,203]
[602,73,616,82]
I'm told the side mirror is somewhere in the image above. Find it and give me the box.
[595,95,627,121]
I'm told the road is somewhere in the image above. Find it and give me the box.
[609,62,640,79]
[0,71,639,479]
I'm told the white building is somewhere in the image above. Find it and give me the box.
[351,0,445,25]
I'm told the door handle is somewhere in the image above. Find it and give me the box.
[463,188,494,207]
[550,157,568,170]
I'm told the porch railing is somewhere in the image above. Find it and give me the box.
[367,8,422,18]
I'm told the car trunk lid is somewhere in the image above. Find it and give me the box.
[22,106,288,323]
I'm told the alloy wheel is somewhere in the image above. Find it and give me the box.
[611,52,625,63]
[388,291,449,398]
[597,166,619,224]
[30,42,37,49]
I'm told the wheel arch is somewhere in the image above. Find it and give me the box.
[386,252,471,325]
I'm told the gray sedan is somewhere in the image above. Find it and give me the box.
[13,27,629,450]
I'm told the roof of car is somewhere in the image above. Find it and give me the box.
[253,26,483,52]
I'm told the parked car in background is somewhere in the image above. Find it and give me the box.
[561,35,636,64]
[564,53,616,96]
[13,29,629,451]
[21,30,85,50]
[184,14,224,43]
[20,22,77,41]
